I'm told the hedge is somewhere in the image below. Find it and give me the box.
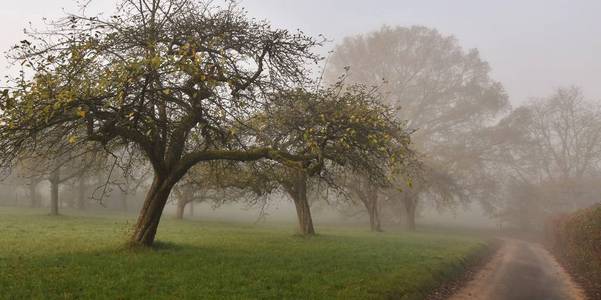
[547,204,601,298]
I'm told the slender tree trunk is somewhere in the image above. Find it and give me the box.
[77,176,86,210]
[130,174,174,247]
[188,200,194,217]
[176,198,186,220]
[288,171,315,235]
[357,178,382,232]
[403,197,417,231]
[367,200,382,232]
[29,179,40,208]
[120,191,128,212]
[49,177,59,216]
[364,186,382,232]
[176,186,194,220]
[396,202,405,225]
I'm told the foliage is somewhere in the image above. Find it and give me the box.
[547,204,601,298]
[253,84,414,191]
[270,85,410,170]
[327,25,509,220]
[327,25,508,151]
[172,161,273,211]
[491,87,601,226]
[0,0,405,245]
[0,0,415,244]
[0,0,321,172]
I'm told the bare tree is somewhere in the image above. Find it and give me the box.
[344,174,383,232]
[171,162,265,220]
[383,161,465,231]
[14,158,45,208]
[110,161,152,213]
[491,87,601,227]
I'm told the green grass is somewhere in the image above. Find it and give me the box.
[0,207,488,299]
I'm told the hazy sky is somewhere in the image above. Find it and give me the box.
[1,0,599,105]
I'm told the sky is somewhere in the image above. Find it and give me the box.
[1,0,600,105]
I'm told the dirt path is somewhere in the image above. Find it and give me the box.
[449,239,587,300]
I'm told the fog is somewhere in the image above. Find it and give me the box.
[3,1,601,103]
[1,0,600,237]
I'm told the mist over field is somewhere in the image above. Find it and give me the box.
[0,1,600,299]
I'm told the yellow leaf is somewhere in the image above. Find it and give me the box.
[76,107,86,118]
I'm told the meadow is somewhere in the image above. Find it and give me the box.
[0,207,488,299]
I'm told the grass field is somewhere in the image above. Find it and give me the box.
[0,207,488,299]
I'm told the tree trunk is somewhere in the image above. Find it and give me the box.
[49,178,59,216]
[188,200,194,217]
[403,197,417,231]
[120,191,128,212]
[77,176,86,210]
[29,179,40,208]
[130,174,174,247]
[175,186,194,220]
[288,171,315,235]
[363,185,382,232]
[176,198,186,220]
[357,178,382,232]
[367,200,382,232]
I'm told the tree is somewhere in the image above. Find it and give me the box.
[491,87,601,227]
[71,150,110,211]
[14,138,102,215]
[253,85,413,235]
[29,177,43,208]
[496,180,545,231]
[327,25,509,228]
[389,162,465,231]
[14,158,45,207]
[0,0,324,246]
[110,161,152,213]
[344,174,383,232]
[47,148,100,215]
[0,0,415,245]
[172,162,267,220]
[524,87,601,185]
[173,181,196,219]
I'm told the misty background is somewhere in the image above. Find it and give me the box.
[1,0,600,229]
[2,0,600,104]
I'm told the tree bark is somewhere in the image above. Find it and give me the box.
[49,175,60,216]
[29,179,40,208]
[175,185,194,220]
[287,171,315,235]
[77,176,86,210]
[188,200,194,217]
[367,197,382,232]
[403,197,417,231]
[120,191,128,212]
[361,184,382,232]
[175,198,186,220]
[130,174,175,247]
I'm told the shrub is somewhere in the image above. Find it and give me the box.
[547,204,601,298]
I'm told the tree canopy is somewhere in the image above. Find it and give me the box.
[326,25,509,228]
[0,0,414,246]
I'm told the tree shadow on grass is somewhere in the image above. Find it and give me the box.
[116,240,191,254]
